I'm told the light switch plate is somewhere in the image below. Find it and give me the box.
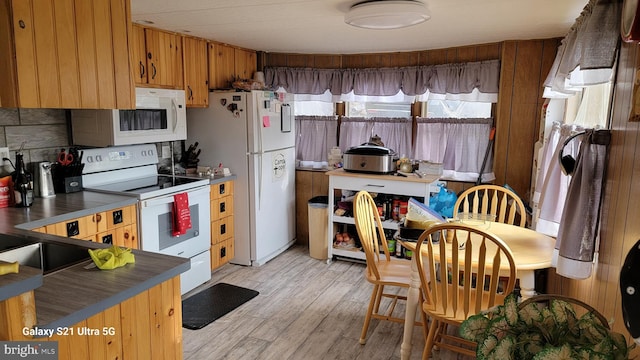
[161,145,171,159]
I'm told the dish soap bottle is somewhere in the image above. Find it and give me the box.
[12,150,33,207]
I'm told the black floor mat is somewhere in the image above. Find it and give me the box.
[182,283,259,330]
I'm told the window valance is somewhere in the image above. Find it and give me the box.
[264,59,500,99]
[543,0,621,98]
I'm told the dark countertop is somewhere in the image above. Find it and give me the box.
[178,173,237,184]
[0,191,190,330]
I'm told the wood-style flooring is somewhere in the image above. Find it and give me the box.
[181,245,428,360]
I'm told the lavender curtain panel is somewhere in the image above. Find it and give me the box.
[412,118,495,182]
[295,116,338,163]
[339,117,412,157]
[553,129,611,279]
[544,0,621,97]
[265,60,500,97]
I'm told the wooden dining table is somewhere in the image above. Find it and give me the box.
[398,221,556,360]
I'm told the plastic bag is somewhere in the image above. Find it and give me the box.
[429,184,458,219]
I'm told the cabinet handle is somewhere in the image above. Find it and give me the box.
[124,231,130,240]
[18,20,26,29]
[151,63,157,79]
[93,214,102,223]
[139,61,145,78]
[188,85,193,100]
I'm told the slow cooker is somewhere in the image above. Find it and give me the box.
[343,144,398,174]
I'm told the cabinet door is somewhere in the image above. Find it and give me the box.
[131,24,147,85]
[183,36,208,107]
[6,0,134,109]
[234,48,256,81]
[208,42,235,89]
[145,28,183,88]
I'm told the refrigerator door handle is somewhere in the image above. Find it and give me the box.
[257,153,262,210]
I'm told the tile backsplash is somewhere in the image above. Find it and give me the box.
[0,108,69,176]
[0,107,183,177]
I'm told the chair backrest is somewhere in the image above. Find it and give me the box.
[353,191,391,280]
[415,223,517,320]
[454,184,527,227]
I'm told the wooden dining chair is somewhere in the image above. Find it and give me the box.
[353,190,427,345]
[414,222,517,359]
[454,184,527,227]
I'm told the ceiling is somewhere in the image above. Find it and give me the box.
[130,0,588,55]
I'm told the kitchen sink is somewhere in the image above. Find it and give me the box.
[0,237,92,275]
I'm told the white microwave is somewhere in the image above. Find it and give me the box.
[71,88,187,147]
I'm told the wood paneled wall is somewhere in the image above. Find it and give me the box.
[295,170,329,245]
[495,39,560,200]
[546,41,640,354]
[261,43,502,69]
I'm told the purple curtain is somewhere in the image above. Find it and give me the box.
[265,60,500,97]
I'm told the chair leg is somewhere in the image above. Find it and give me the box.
[373,285,384,314]
[422,319,439,360]
[360,284,380,345]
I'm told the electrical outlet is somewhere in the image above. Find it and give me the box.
[0,147,9,167]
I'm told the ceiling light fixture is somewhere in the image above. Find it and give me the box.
[345,0,430,30]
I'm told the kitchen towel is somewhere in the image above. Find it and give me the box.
[88,246,135,270]
[172,192,192,236]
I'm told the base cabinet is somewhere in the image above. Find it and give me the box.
[0,277,183,360]
[33,204,139,249]
[210,181,234,270]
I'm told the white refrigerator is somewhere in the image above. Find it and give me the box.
[187,91,296,266]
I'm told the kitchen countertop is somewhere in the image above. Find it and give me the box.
[325,168,441,184]
[0,190,190,331]
[178,173,237,184]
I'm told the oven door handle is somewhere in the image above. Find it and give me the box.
[140,187,209,208]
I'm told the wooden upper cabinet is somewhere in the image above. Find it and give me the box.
[209,42,235,89]
[208,43,257,90]
[0,0,135,109]
[131,24,148,86]
[144,27,183,88]
[182,36,209,107]
[234,48,257,81]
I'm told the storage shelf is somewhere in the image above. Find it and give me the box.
[332,215,401,230]
[327,169,442,263]
[332,247,365,258]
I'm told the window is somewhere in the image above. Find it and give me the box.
[294,101,335,116]
[346,101,412,118]
[422,100,491,118]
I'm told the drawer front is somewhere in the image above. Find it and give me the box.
[211,195,234,219]
[106,205,136,229]
[330,175,430,198]
[211,215,234,243]
[47,215,95,239]
[211,238,235,270]
[211,181,234,200]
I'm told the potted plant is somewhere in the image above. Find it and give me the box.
[459,293,636,360]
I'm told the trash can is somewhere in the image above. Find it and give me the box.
[308,196,329,260]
